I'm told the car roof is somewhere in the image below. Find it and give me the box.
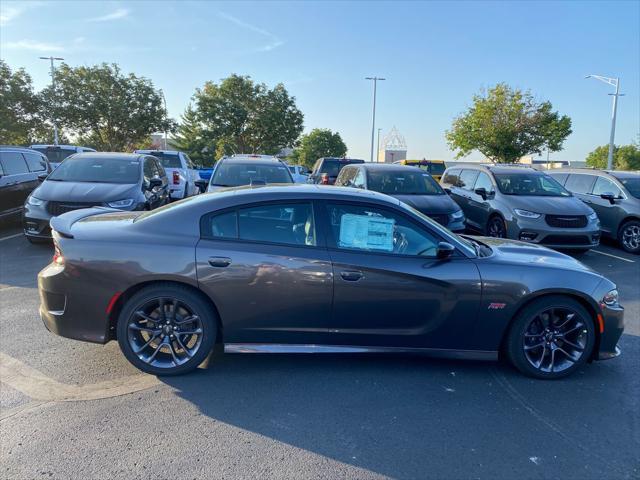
[135,149,180,155]
[1,145,43,153]
[319,157,365,162]
[30,144,95,151]
[353,163,423,172]
[550,168,640,178]
[219,156,284,165]
[70,152,146,161]
[447,164,540,175]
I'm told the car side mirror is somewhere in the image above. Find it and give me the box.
[600,192,616,204]
[474,187,488,200]
[195,179,208,193]
[436,241,456,259]
[148,178,163,190]
[37,172,48,182]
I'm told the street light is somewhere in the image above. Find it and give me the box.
[366,76,385,162]
[39,56,64,146]
[585,74,624,170]
[160,89,168,150]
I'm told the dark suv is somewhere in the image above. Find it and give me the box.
[0,146,50,222]
[307,157,365,185]
[440,164,600,251]
[548,169,640,253]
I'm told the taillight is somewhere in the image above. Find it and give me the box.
[321,174,329,185]
[53,243,64,266]
[172,171,180,185]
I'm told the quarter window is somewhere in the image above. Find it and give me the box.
[592,177,622,198]
[208,211,238,238]
[458,170,480,190]
[327,203,440,257]
[0,152,29,175]
[565,174,596,194]
[442,168,461,186]
[23,152,47,172]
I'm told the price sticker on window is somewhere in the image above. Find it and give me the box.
[339,213,395,251]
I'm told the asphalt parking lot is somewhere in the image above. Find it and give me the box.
[0,221,638,480]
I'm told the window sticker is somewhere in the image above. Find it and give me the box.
[339,213,395,251]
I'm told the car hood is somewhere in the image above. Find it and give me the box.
[393,194,459,214]
[476,236,597,274]
[505,195,593,215]
[35,181,139,202]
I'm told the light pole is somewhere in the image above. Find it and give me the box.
[39,56,64,146]
[366,76,385,162]
[586,75,624,170]
[376,128,382,162]
[160,89,168,150]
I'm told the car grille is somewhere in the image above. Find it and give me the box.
[545,214,587,228]
[47,201,103,216]
[543,235,590,245]
[427,214,449,226]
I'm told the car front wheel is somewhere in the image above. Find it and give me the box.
[487,215,507,238]
[505,296,595,379]
[618,220,640,254]
[117,284,217,375]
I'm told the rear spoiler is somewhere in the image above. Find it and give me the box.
[50,207,119,239]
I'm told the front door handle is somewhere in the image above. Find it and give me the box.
[208,256,232,267]
[340,270,363,282]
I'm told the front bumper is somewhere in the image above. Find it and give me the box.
[23,203,53,238]
[506,217,601,250]
[596,303,624,361]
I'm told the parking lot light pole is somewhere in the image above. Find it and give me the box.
[585,75,624,170]
[366,77,385,162]
[39,56,64,146]
[160,89,168,150]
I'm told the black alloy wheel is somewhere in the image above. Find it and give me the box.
[487,216,507,238]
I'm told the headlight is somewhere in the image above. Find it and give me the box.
[602,289,619,306]
[588,211,598,221]
[514,209,541,219]
[450,209,464,220]
[107,198,134,208]
[27,196,44,206]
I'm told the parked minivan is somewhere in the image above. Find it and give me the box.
[440,164,600,251]
[0,146,50,222]
[134,150,201,200]
[548,169,640,254]
[30,145,96,170]
[206,155,293,193]
[23,153,169,242]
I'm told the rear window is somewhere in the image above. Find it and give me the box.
[426,163,446,176]
[367,170,444,195]
[317,159,363,177]
[31,147,75,164]
[148,152,182,169]
[613,175,640,199]
[48,156,141,184]
[211,162,293,187]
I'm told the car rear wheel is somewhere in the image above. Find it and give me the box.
[117,284,217,376]
[486,215,506,238]
[505,296,595,379]
[618,220,640,254]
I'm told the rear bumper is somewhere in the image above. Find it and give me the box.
[596,304,624,361]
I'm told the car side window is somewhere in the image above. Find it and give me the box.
[565,174,596,194]
[326,203,440,257]
[205,211,238,239]
[23,152,47,172]
[0,152,29,175]
[592,177,623,198]
[336,166,356,186]
[474,172,493,192]
[0,161,4,175]
[442,168,461,186]
[549,173,568,185]
[153,158,165,178]
[458,170,480,191]
[352,169,365,188]
[143,158,155,182]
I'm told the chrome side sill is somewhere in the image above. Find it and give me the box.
[224,343,497,361]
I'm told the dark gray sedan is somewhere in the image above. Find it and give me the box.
[38,185,624,379]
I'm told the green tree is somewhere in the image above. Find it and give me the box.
[186,74,303,158]
[41,63,174,151]
[0,60,42,145]
[291,128,348,168]
[172,104,211,164]
[586,143,640,170]
[446,83,572,163]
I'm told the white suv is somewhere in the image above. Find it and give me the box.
[134,150,201,200]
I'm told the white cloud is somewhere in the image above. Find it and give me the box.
[218,11,284,53]
[0,1,44,26]
[3,39,64,52]
[87,8,129,22]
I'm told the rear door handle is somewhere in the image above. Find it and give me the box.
[208,256,232,267]
[340,270,363,282]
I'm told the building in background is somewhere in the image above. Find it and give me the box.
[378,126,407,163]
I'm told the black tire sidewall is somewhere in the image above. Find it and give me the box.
[506,296,596,379]
[117,285,217,376]
[487,215,506,238]
[618,220,640,254]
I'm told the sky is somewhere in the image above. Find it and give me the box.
[1,0,638,162]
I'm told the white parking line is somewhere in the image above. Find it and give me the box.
[0,233,22,242]
[591,249,635,263]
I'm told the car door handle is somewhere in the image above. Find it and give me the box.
[340,270,363,282]
[208,257,232,268]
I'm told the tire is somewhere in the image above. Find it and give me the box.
[486,214,507,238]
[505,295,595,379]
[618,220,640,254]
[117,284,217,376]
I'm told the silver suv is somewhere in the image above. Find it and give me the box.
[440,164,600,251]
[548,169,640,254]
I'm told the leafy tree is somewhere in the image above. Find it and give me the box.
[0,60,42,145]
[172,104,212,164]
[185,74,303,158]
[446,83,572,163]
[291,128,348,168]
[586,142,640,170]
[40,63,174,151]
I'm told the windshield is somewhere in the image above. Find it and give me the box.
[148,152,181,168]
[367,170,444,195]
[319,160,343,177]
[494,173,570,197]
[211,162,293,186]
[32,147,75,164]
[47,156,141,184]
[613,175,640,199]
[424,163,446,175]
